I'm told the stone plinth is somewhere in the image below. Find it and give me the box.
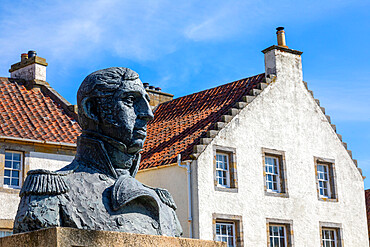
[0,227,226,247]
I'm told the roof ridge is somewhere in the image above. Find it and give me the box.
[158,73,265,108]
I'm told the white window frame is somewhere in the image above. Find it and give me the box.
[265,155,281,193]
[322,228,338,247]
[317,163,331,198]
[269,224,287,247]
[215,222,236,247]
[216,153,230,188]
[3,151,23,189]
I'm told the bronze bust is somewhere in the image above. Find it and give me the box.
[14,67,182,237]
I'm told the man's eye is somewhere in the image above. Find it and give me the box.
[122,96,135,106]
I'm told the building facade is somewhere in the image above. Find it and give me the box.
[137,32,369,246]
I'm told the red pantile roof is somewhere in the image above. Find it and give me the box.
[0,74,265,169]
[0,77,81,144]
[140,73,265,169]
[365,189,370,241]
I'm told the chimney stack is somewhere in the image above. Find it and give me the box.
[262,27,303,82]
[9,50,48,81]
[144,83,173,109]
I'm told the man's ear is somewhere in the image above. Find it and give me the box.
[81,97,99,123]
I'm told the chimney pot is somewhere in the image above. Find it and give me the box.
[28,50,37,58]
[21,53,28,62]
[276,27,288,48]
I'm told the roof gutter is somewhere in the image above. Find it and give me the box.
[0,135,77,148]
[177,154,193,238]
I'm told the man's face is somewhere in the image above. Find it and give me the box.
[99,78,154,154]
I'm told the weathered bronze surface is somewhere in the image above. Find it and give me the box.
[14,67,182,237]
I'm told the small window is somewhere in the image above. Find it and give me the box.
[317,164,330,198]
[213,213,243,247]
[315,158,337,201]
[216,222,235,247]
[265,156,280,192]
[321,228,341,247]
[213,146,238,192]
[266,219,293,247]
[3,151,23,189]
[269,225,287,247]
[216,153,230,187]
[262,148,288,197]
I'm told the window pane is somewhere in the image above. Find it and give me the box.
[5,161,11,168]
[13,153,21,161]
[4,169,11,177]
[13,161,20,170]
[4,177,10,185]
[279,226,284,236]
[280,238,286,246]
[12,170,20,178]
[5,152,12,160]
[216,224,220,234]
[11,178,19,186]
[221,225,226,234]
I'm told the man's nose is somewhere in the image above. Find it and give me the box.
[137,100,154,121]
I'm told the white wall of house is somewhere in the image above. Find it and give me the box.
[27,151,74,171]
[136,165,190,237]
[193,48,368,246]
[0,151,74,225]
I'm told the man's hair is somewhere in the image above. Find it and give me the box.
[77,67,139,130]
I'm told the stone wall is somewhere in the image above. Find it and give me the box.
[0,227,226,247]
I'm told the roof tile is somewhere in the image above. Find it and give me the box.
[140,73,265,169]
[0,77,81,144]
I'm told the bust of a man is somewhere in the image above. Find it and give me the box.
[14,67,182,236]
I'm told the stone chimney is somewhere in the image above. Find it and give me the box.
[9,50,48,81]
[262,27,303,83]
[143,83,174,109]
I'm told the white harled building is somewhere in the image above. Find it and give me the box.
[137,28,369,246]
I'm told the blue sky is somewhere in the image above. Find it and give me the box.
[0,1,369,187]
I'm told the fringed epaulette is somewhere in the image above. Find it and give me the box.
[153,188,177,210]
[20,169,69,197]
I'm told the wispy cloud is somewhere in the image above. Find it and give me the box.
[0,0,365,71]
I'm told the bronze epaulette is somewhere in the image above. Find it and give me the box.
[20,169,69,197]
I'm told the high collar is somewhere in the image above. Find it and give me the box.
[76,131,142,179]
[82,130,127,153]
[76,134,119,179]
